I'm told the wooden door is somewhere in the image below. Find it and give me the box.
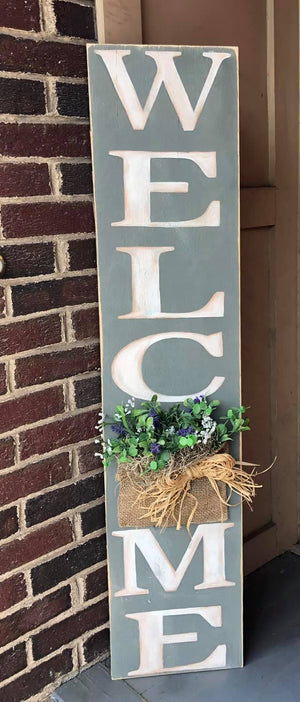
[96,0,300,572]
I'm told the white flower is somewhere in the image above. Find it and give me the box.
[95,452,103,459]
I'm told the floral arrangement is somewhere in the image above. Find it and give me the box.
[96,394,250,471]
[95,395,259,531]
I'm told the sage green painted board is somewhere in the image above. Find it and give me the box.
[87,45,241,680]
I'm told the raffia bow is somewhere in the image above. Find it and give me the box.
[133,452,262,532]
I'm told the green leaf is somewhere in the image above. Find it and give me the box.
[179,436,187,447]
[160,450,170,462]
[128,446,138,457]
[193,404,201,415]
[150,460,158,471]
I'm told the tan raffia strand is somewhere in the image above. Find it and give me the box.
[117,449,263,532]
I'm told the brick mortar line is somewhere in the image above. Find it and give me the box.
[0,345,99,374]
[0,401,100,440]
[0,26,94,46]
[0,71,88,85]
[0,237,95,251]
[0,477,104,517]
[0,435,101,476]
[0,156,92,164]
[0,527,108,586]
[0,365,100,395]
[0,114,89,125]
[50,162,63,199]
[26,637,34,667]
[0,337,100,362]
[45,76,58,115]
[0,268,96,288]
[0,301,98,324]
[0,193,93,204]
[0,232,95,247]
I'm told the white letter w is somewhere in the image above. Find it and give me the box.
[95,49,231,131]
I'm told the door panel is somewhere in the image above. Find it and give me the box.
[141,0,270,186]
[99,0,299,571]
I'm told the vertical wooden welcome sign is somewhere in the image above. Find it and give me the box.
[87,45,241,679]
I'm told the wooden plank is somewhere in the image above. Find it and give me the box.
[95,0,142,43]
[87,44,242,680]
[240,187,276,229]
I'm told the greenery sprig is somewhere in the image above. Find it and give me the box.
[95,395,250,471]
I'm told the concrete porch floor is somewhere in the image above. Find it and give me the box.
[52,551,300,702]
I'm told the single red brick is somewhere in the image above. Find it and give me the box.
[20,409,98,460]
[32,536,106,595]
[0,573,27,612]
[81,503,105,536]
[0,34,87,78]
[0,453,71,508]
[16,344,100,388]
[0,0,41,32]
[0,123,90,158]
[60,163,93,195]
[12,276,98,316]
[68,238,96,271]
[54,0,96,40]
[0,163,50,197]
[84,628,110,664]
[0,77,45,115]
[2,201,94,238]
[1,649,73,700]
[0,518,73,575]
[26,474,104,527]
[74,374,101,409]
[1,243,55,279]
[72,306,100,341]
[0,385,64,433]
[85,565,108,601]
[0,506,18,540]
[0,362,7,394]
[0,437,15,470]
[0,642,27,685]
[78,442,103,474]
[33,599,108,659]
[0,314,61,357]
[57,82,89,118]
[0,586,71,648]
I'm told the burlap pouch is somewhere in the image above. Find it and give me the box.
[117,465,228,527]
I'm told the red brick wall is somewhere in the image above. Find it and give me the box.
[0,2,109,700]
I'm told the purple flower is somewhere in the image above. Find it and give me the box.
[177,427,194,436]
[148,408,160,428]
[111,423,127,437]
[150,442,161,455]
[193,395,204,404]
